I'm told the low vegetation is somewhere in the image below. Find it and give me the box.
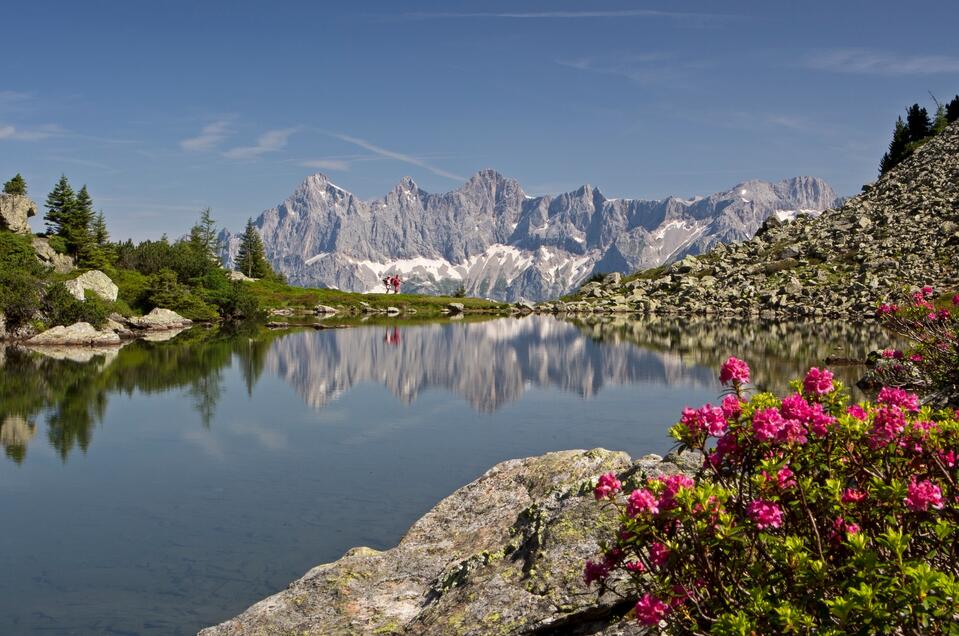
[586,348,958,633]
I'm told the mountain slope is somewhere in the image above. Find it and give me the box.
[221,171,838,301]
[562,121,959,316]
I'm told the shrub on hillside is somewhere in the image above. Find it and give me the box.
[586,357,959,633]
[40,283,110,329]
[872,286,959,407]
[144,269,219,321]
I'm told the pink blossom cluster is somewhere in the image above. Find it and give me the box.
[829,516,860,543]
[846,404,868,420]
[719,356,750,386]
[747,499,784,530]
[877,387,920,412]
[679,404,728,437]
[582,559,611,585]
[593,472,622,500]
[904,479,945,512]
[803,367,834,396]
[627,488,659,517]
[869,405,907,448]
[635,593,670,625]
[876,303,899,316]
[842,488,867,503]
[656,474,696,510]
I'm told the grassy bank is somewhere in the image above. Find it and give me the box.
[247,279,506,316]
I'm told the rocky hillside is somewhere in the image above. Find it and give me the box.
[201,448,699,635]
[220,172,838,302]
[556,121,959,317]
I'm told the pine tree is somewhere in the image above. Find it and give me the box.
[196,207,220,263]
[3,173,26,195]
[44,174,76,235]
[235,218,271,278]
[92,211,109,246]
[905,103,931,142]
[67,185,96,262]
[947,95,959,124]
[879,117,911,175]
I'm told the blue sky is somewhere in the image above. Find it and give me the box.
[2,0,958,240]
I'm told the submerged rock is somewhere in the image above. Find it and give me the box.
[201,449,698,635]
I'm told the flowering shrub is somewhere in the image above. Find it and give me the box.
[872,285,958,407]
[586,357,959,634]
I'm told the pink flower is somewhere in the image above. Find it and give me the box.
[842,488,867,503]
[719,356,750,385]
[635,593,670,625]
[777,418,808,445]
[747,499,783,530]
[583,559,610,585]
[680,404,728,437]
[780,393,811,421]
[909,354,924,363]
[657,474,695,510]
[830,517,860,543]
[881,349,902,359]
[877,387,920,412]
[808,404,836,436]
[846,404,868,420]
[753,407,786,442]
[627,489,659,517]
[594,472,622,500]
[624,560,645,573]
[803,367,834,395]
[721,394,743,420]
[904,479,945,512]
[869,406,906,448]
[953,294,959,306]
[776,466,796,489]
[939,450,957,468]
[921,285,934,297]
[877,303,898,316]
[648,542,670,567]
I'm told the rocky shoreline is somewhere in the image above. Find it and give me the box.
[201,448,700,635]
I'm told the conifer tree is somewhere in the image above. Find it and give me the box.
[905,103,931,142]
[92,211,109,246]
[196,207,220,263]
[67,185,96,262]
[3,173,26,195]
[947,95,959,124]
[879,117,910,175]
[235,218,271,278]
[44,174,76,235]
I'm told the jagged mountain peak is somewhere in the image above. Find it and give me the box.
[221,170,841,302]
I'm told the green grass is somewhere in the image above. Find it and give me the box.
[245,279,506,316]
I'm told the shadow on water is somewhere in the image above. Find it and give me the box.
[1,315,890,465]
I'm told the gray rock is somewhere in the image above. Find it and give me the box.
[0,194,37,234]
[27,322,120,346]
[446,302,465,314]
[201,448,693,635]
[314,304,338,315]
[64,270,119,302]
[31,237,75,273]
[227,270,256,282]
[128,308,193,330]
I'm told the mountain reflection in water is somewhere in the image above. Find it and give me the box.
[0,316,887,464]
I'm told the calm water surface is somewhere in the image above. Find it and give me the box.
[0,316,888,634]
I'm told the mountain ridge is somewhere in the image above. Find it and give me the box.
[221,170,839,301]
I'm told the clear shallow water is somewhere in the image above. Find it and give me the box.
[0,316,888,635]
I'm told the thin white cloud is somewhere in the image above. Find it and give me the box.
[556,54,699,86]
[181,119,233,151]
[805,49,959,75]
[223,128,297,160]
[331,133,466,181]
[0,122,64,141]
[401,9,730,22]
[300,158,351,171]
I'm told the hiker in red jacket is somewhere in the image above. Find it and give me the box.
[392,275,402,294]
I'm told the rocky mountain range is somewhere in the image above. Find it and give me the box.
[558,120,959,317]
[220,172,839,301]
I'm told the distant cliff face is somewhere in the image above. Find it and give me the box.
[221,171,838,301]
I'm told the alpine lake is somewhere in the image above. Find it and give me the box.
[0,314,889,634]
